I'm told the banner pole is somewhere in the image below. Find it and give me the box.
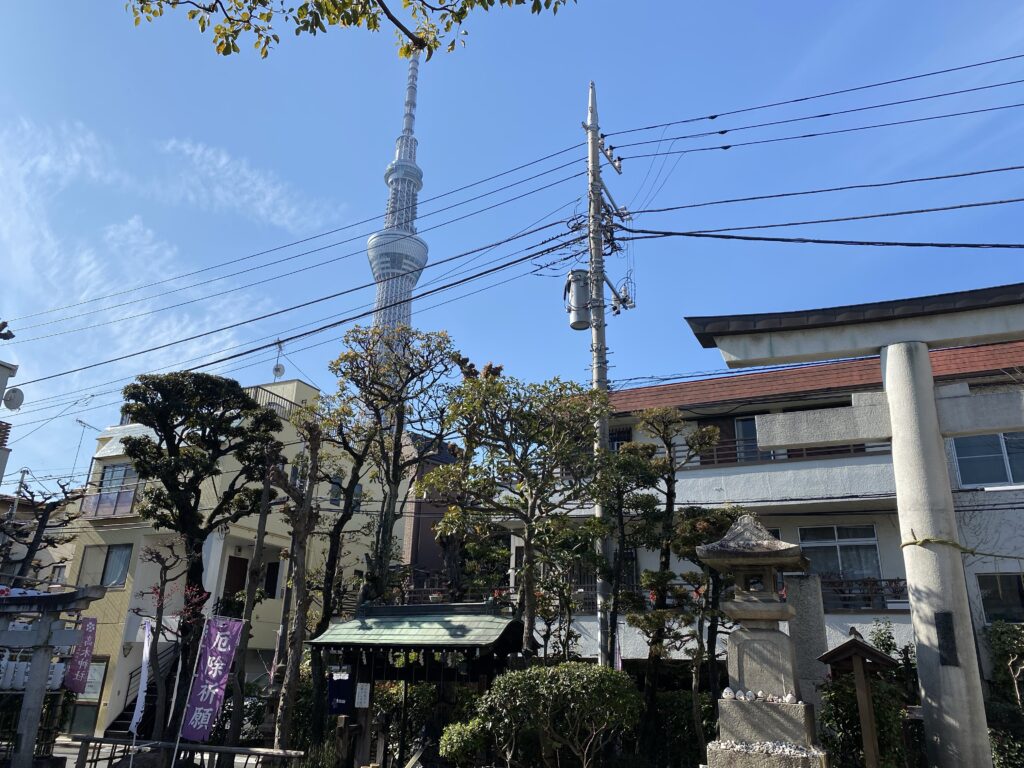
[170,616,208,768]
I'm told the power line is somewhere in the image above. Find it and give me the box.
[6,170,585,344]
[605,51,1024,137]
[618,101,1024,161]
[8,144,585,324]
[629,163,1024,214]
[7,216,582,416]
[16,227,583,388]
[678,196,1024,234]
[610,77,1024,151]
[616,225,1024,249]
[5,248,582,432]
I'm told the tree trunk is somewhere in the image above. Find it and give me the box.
[706,569,723,707]
[167,537,208,736]
[606,495,627,666]
[275,524,310,750]
[150,602,167,740]
[520,537,537,655]
[15,504,54,579]
[691,568,710,761]
[310,509,352,744]
[226,467,272,746]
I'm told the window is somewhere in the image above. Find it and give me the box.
[735,417,773,462]
[264,560,281,597]
[98,463,137,492]
[329,474,342,506]
[79,544,133,588]
[353,483,363,512]
[978,574,1024,622]
[50,565,67,584]
[289,464,301,486]
[609,427,633,452]
[798,525,881,580]
[102,544,133,587]
[953,433,1024,487]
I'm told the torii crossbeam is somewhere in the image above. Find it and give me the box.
[687,282,1024,768]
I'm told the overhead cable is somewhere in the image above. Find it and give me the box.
[605,51,1024,137]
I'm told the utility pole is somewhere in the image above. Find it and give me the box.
[572,81,629,668]
[586,82,613,667]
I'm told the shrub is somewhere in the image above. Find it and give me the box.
[441,662,642,768]
[819,673,906,768]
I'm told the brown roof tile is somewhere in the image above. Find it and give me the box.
[610,340,1024,413]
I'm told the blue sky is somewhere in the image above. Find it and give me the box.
[2,1,1024,492]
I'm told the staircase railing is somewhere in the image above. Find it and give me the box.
[125,643,178,704]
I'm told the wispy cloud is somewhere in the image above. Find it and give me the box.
[157,138,344,234]
[0,121,290,482]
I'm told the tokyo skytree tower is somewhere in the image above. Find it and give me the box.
[366,53,428,328]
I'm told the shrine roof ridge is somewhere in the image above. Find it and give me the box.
[686,282,1024,348]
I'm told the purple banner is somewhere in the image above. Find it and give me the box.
[64,618,97,693]
[181,617,243,742]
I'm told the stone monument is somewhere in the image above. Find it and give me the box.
[697,515,827,768]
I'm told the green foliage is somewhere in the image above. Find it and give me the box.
[819,673,907,768]
[441,662,642,768]
[209,681,266,745]
[423,374,608,649]
[992,728,1024,768]
[438,718,487,768]
[373,681,438,763]
[603,689,714,768]
[293,740,343,768]
[129,0,575,59]
[121,372,282,540]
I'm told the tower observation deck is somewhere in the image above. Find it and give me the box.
[367,53,428,328]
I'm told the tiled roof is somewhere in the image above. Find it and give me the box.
[309,610,521,649]
[610,340,1024,414]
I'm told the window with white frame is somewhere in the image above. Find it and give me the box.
[952,433,1024,487]
[609,426,633,453]
[798,525,881,580]
[977,573,1024,623]
[98,463,137,492]
[734,416,773,462]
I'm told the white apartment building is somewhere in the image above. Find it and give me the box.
[64,378,392,737]
[557,340,1024,670]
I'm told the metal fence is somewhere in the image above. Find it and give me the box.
[70,737,304,768]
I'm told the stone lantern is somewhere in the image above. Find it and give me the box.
[697,515,826,767]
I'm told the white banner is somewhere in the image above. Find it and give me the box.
[129,620,153,736]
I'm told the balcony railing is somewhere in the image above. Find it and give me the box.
[244,386,299,420]
[685,438,890,468]
[819,577,909,612]
[81,488,138,518]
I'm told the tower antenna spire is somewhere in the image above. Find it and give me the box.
[367,52,429,328]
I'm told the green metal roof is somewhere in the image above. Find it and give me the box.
[308,604,522,650]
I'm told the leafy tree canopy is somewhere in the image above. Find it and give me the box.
[129,0,575,58]
[121,371,283,540]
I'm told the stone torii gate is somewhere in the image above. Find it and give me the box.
[687,282,1024,768]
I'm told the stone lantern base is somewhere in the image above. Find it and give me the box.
[707,738,827,768]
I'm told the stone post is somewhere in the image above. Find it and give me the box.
[784,574,828,714]
[882,341,991,768]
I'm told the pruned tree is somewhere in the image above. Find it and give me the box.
[591,442,660,666]
[268,402,335,750]
[120,371,283,734]
[0,480,84,581]
[132,539,190,740]
[422,373,607,652]
[128,0,575,58]
[330,325,459,608]
[627,408,718,718]
[308,391,376,744]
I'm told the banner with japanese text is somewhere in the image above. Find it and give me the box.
[63,618,97,694]
[180,617,243,742]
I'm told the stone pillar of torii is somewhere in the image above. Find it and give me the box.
[686,282,1024,768]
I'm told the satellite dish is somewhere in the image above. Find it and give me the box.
[3,388,24,410]
[272,363,286,380]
